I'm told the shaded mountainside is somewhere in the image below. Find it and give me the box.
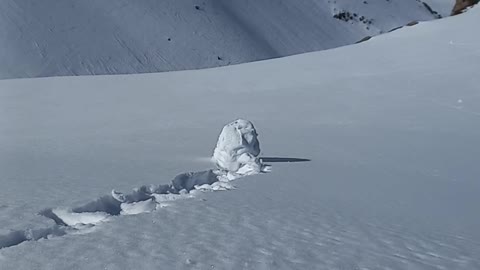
[0,0,442,79]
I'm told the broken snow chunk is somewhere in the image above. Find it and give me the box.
[212,119,262,173]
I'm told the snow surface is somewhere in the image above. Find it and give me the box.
[1,6,480,270]
[1,119,266,244]
[0,0,442,79]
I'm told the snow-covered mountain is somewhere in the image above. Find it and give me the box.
[0,5,479,270]
[0,0,448,79]
[424,0,458,15]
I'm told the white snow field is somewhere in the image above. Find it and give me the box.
[1,6,480,270]
[0,0,446,79]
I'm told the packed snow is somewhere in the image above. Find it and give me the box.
[0,0,445,79]
[212,119,263,174]
[1,5,480,270]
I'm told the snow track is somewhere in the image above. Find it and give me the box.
[0,226,67,250]
[0,119,274,250]
[0,166,272,250]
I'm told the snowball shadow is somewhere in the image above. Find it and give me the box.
[259,157,311,163]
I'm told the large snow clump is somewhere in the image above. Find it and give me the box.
[212,119,262,173]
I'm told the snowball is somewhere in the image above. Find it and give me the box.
[212,119,261,172]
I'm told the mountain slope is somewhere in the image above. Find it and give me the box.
[423,0,456,15]
[0,6,479,270]
[0,0,441,79]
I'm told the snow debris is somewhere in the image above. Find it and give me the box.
[212,119,263,174]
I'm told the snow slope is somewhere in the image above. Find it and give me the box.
[423,0,456,15]
[1,6,480,270]
[0,0,442,79]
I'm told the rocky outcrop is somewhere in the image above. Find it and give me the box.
[452,0,479,15]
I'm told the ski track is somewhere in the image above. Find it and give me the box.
[0,167,266,250]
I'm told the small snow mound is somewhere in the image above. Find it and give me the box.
[212,119,262,173]
[51,208,111,226]
[194,181,235,191]
[120,198,157,215]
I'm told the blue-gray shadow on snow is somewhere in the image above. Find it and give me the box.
[260,157,311,163]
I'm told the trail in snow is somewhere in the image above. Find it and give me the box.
[0,120,282,250]
[0,165,278,250]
